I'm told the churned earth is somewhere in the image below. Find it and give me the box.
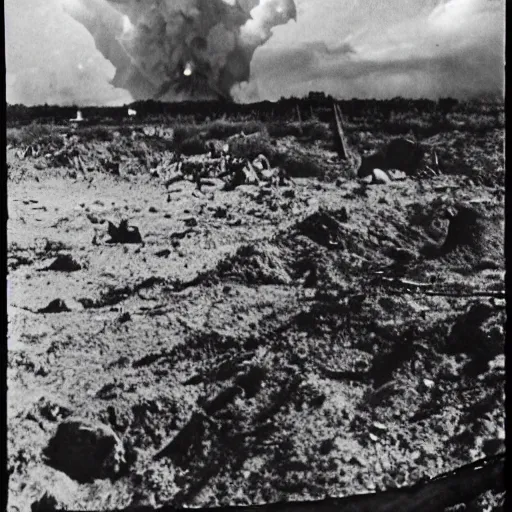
[6,117,505,511]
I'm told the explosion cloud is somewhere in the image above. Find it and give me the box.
[62,0,297,102]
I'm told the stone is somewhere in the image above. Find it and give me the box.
[372,168,391,184]
[45,254,82,272]
[38,299,71,314]
[44,418,126,483]
[422,378,435,389]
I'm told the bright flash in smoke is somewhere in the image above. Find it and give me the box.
[183,62,193,76]
[276,6,283,13]
[122,15,134,34]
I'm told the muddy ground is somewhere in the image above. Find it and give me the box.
[6,114,505,511]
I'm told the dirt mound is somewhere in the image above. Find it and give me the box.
[296,208,349,249]
[441,204,501,256]
[214,242,292,285]
[416,203,504,267]
[225,130,277,161]
[423,129,504,186]
[445,302,505,361]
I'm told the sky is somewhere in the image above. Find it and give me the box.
[5,0,505,105]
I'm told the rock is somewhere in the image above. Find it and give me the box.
[213,206,228,218]
[44,254,82,272]
[481,437,505,456]
[38,299,71,314]
[148,206,158,213]
[86,213,100,224]
[387,247,417,263]
[39,400,72,422]
[319,439,335,455]
[488,354,505,372]
[422,378,435,389]
[183,217,198,227]
[118,312,131,323]
[43,418,126,483]
[372,168,391,184]
[411,449,422,461]
[155,249,171,258]
[372,421,387,432]
[107,220,143,244]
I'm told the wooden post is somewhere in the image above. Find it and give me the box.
[295,104,303,135]
[333,102,348,160]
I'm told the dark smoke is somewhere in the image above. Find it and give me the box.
[62,0,297,101]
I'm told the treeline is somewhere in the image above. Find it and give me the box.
[5,92,499,126]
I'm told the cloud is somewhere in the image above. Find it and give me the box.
[5,0,132,106]
[238,0,504,101]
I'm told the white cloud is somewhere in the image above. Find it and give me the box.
[243,0,504,101]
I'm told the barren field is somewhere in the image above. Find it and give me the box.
[6,103,506,511]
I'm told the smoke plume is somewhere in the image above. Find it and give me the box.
[61,0,296,102]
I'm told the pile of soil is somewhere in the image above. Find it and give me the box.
[214,242,293,285]
[439,203,503,264]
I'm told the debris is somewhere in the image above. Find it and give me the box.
[38,299,71,314]
[107,219,143,244]
[155,249,171,258]
[43,254,82,272]
[43,418,126,483]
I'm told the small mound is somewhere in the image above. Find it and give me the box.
[296,208,349,249]
[226,130,277,161]
[215,242,292,285]
[439,203,503,265]
[445,302,505,362]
